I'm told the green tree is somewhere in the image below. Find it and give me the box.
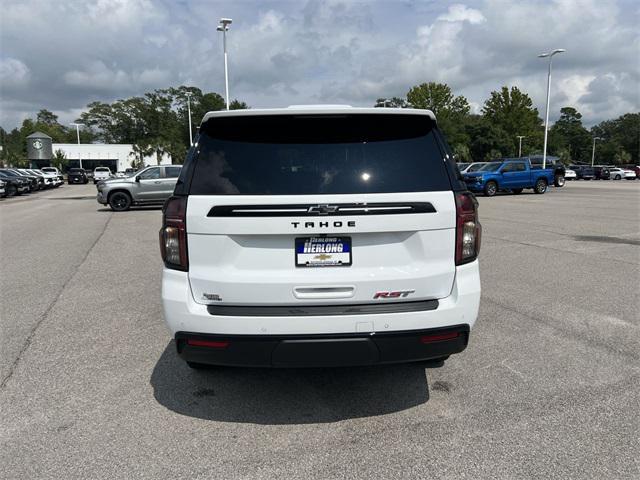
[52,149,69,171]
[36,109,60,126]
[464,115,513,161]
[406,82,470,146]
[614,149,631,165]
[230,99,249,110]
[549,107,591,163]
[79,86,244,164]
[482,86,542,156]
[452,144,472,163]
[591,113,639,165]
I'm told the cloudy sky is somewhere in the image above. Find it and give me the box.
[1,0,638,130]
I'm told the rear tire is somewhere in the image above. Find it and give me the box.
[534,178,548,194]
[6,184,17,197]
[422,356,449,368]
[108,191,132,211]
[554,174,565,187]
[484,181,498,197]
[512,188,523,194]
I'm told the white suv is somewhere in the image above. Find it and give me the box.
[160,106,481,368]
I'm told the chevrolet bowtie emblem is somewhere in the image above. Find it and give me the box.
[308,204,338,215]
[314,254,332,261]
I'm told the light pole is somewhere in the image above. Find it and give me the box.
[185,92,194,146]
[217,18,233,110]
[517,135,526,158]
[538,48,566,169]
[591,136,602,166]
[70,122,85,169]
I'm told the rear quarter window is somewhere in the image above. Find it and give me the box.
[188,114,452,195]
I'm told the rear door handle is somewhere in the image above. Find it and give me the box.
[294,286,355,299]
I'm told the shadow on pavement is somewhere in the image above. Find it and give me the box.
[151,341,431,424]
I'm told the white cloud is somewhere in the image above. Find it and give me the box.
[439,4,486,24]
[63,61,170,92]
[0,57,31,88]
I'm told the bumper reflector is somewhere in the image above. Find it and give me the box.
[420,332,459,344]
[186,339,230,349]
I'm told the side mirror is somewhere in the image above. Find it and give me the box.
[135,176,140,183]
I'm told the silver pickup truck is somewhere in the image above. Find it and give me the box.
[96,165,182,211]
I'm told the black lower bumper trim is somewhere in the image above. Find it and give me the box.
[206,299,439,317]
[175,325,470,368]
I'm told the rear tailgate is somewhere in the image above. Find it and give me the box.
[187,192,456,305]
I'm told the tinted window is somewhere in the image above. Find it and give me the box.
[502,162,525,172]
[165,166,182,178]
[139,167,160,180]
[478,163,501,172]
[467,163,486,172]
[189,114,450,195]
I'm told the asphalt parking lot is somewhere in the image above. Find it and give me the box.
[1,181,639,479]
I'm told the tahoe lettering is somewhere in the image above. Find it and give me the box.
[291,221,356,228]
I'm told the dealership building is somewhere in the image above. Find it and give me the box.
[27,132,172,173]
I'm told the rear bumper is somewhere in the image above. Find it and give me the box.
[162,260,480,345]
[175,325,469,367]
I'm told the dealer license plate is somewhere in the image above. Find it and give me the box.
[295,237,352,267]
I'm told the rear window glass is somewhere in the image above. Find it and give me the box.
[189,114,450,195]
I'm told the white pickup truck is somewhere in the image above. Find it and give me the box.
[93,167,112,184]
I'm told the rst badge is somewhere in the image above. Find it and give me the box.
[373,290,415,299]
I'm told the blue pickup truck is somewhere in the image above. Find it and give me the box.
[462,159,555,196]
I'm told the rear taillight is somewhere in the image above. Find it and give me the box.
[455,191,481,265]
[160,196,188,271]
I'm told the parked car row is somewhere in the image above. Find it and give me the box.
[66,167,141,184]
[459,162,638,189]
[566,165,638,181]
[0,168,64,197]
